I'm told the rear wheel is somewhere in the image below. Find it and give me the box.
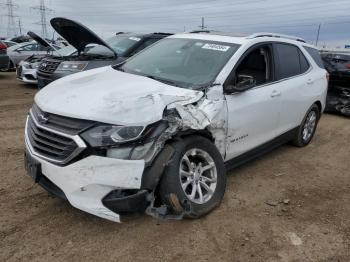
[159,136,226,218]
[292,104,320,147]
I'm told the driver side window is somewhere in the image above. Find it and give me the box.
[227,45,273,91]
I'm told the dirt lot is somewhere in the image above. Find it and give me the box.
[0,72,349,262]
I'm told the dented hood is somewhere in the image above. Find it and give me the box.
[35,66,204,126]
[50,17,117,56]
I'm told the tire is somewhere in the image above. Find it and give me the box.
[7,60,15,72]
[159,135,226,218]
[291,104,320,147]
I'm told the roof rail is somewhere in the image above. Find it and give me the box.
[189,30,212,34]
[247,32,306,43]
[152,32,173,35]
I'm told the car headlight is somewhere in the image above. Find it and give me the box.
[28,62,40,69]
[81,125,145,147]
[57,61,88,72]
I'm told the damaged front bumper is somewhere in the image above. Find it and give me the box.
[25,138,148,222]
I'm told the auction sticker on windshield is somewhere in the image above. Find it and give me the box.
[202,43,230,52]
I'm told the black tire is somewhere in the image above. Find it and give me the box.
[159,135,226,218]
[7,60,15,72]
[291,104,320,147]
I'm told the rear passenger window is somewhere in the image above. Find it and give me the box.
[275,43,311,80]
[304,46,325,69]
[275,43,301,79]
[299,50,310,73]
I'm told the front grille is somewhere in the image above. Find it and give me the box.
[26,105,94,164]
[27,116,79,163]
[38,59,60,74]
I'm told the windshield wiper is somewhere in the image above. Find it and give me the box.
[144,75,181,87]
[85,53,115,59]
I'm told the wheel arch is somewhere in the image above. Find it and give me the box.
[141,130,216,191]
[314,100,322,114]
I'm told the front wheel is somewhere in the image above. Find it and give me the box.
[291,104,320,147]
[159,136,226,218]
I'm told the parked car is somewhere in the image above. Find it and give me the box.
[24,32,328,222]
[10,35,32,43]
[322,52,350,116]
[322,53,350,87]
[0,41,10,71]
[37,17,172,89]
[2,40,17,48]
[7,41,61,68]
[17,45,77,85]
[16,32,75,85]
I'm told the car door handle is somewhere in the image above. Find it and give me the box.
[270,90,281,98]
[307,79,314,85]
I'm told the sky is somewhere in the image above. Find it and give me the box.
[1,0,350,47]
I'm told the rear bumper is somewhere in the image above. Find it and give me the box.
[0,55,9,70]
[25,135,147,222]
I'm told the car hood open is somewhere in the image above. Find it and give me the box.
[35,66,204,126]
[50,17,117,57]
[27,31,62,56]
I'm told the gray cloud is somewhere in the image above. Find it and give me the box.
[1,0,350,46]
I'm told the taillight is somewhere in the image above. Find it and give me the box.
[346,64,350,69]
[326,72,330,82]
[0,43,7,50]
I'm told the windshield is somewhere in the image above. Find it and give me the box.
[57,45,77,56]
[118,38,240,88]
[87,35,141,56]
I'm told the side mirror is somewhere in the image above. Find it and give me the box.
[235,74,256,91]
[224,74,256,94]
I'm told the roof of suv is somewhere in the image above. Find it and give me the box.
[170,31,315,48]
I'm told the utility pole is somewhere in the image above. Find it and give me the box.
[1,0,19,38]
[17,18,22,35]
[31,0,53,38]
[198,17,207,30]
[315,23,321,47]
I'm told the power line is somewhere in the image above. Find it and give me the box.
[31,0,53,38]
[0,0,19,38]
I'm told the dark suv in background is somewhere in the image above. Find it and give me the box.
[322,52,350,116]
[0,41,10,71]
[37,17,171,88]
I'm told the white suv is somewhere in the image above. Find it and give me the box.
[24,32,328,222]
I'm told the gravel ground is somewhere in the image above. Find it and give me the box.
[0,72,349,262]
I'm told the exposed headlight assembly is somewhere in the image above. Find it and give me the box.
[58,61,88,72]
[25,62,40,69]
[81,125,145,147]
